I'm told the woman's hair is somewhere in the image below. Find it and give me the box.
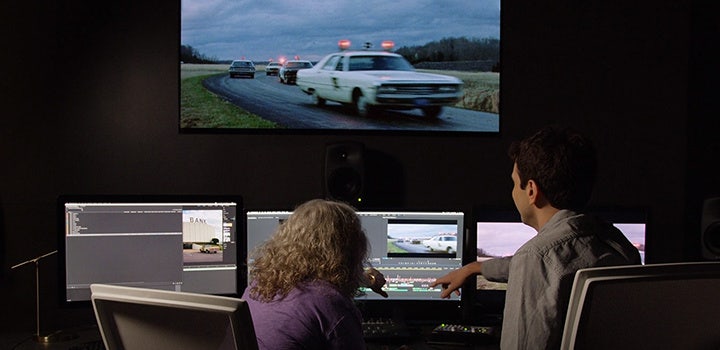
[248,199,369,302]
[508,125,597,211]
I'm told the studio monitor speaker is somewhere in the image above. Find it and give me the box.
[324,142,364,204]
[701,197,720,260]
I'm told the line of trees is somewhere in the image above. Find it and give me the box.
[395,36,499,64]
[180,44,218,64]
[181,36,500,65]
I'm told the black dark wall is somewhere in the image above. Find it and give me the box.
[1,0,716,333]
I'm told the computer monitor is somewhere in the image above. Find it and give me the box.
[59,195,243,305]
[475,212,536,291]
[590,208,647,264]
[561,262,720,350]
[91,283,258,350]
[245,209,469,322]
[471,208,648,319]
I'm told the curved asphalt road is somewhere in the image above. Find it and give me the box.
[203,73,500,131]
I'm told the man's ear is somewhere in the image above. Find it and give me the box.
[526,179,548,207]
[526,179,539,205]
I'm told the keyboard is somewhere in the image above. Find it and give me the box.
[362,318,419,342]
[427,323,498,345]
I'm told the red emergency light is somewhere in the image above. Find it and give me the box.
[381,40,395,51]
[338,39,351,50]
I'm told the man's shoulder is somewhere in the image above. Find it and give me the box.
[520,212,616,254]
[551,210,618,237]
[528,211,640,265]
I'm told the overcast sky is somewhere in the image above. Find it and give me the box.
[388,224,458,239]
[181,0,500,62]
[476,223,536,257]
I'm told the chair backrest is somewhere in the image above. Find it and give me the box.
[561,262,720,350]
[91,284,258,350]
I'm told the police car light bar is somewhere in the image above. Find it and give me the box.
[338,39,351,50]
[338,39,393,51]
[381,40,395,51]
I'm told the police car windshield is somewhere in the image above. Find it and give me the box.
[348,55,415,72]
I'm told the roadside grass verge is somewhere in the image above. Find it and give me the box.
[421,70,500,114]
[180,73,281,129]
[387,240,410,254]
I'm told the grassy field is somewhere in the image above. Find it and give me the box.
[433,70,500,114]
[387,240,408,254]
[179,63,499,129]
[180,63,229,79]
[180,67,280,129]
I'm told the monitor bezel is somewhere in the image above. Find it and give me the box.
[57,194,244,308]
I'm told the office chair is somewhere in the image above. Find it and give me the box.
[561,262,720,350]
[91,284,258,350]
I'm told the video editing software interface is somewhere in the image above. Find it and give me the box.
[246,210,466,305]
[60,196,241,303]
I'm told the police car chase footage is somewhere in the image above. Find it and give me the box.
[296,40,462,119]
[180,0,500,131]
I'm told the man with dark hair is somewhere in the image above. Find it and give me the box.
[432,126,640,349]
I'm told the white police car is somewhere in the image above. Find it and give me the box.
[422,235,457,254]
[296,40,463,118]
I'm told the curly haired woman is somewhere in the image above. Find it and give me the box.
[242,199,384,349]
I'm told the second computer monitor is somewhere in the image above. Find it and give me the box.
[59,195,242,305]
[245,209,468,320]
[474,207,648,292]
[471,207,647,321]
[356,210,466,301]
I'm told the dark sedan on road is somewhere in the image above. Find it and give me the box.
[229,60,256,79]
[279,60,313,84]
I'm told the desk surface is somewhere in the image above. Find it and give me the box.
[365,324,500,350]
[2,325,500,350]
[1,325,103,350]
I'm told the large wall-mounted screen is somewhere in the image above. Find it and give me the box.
[180,0,500,134]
